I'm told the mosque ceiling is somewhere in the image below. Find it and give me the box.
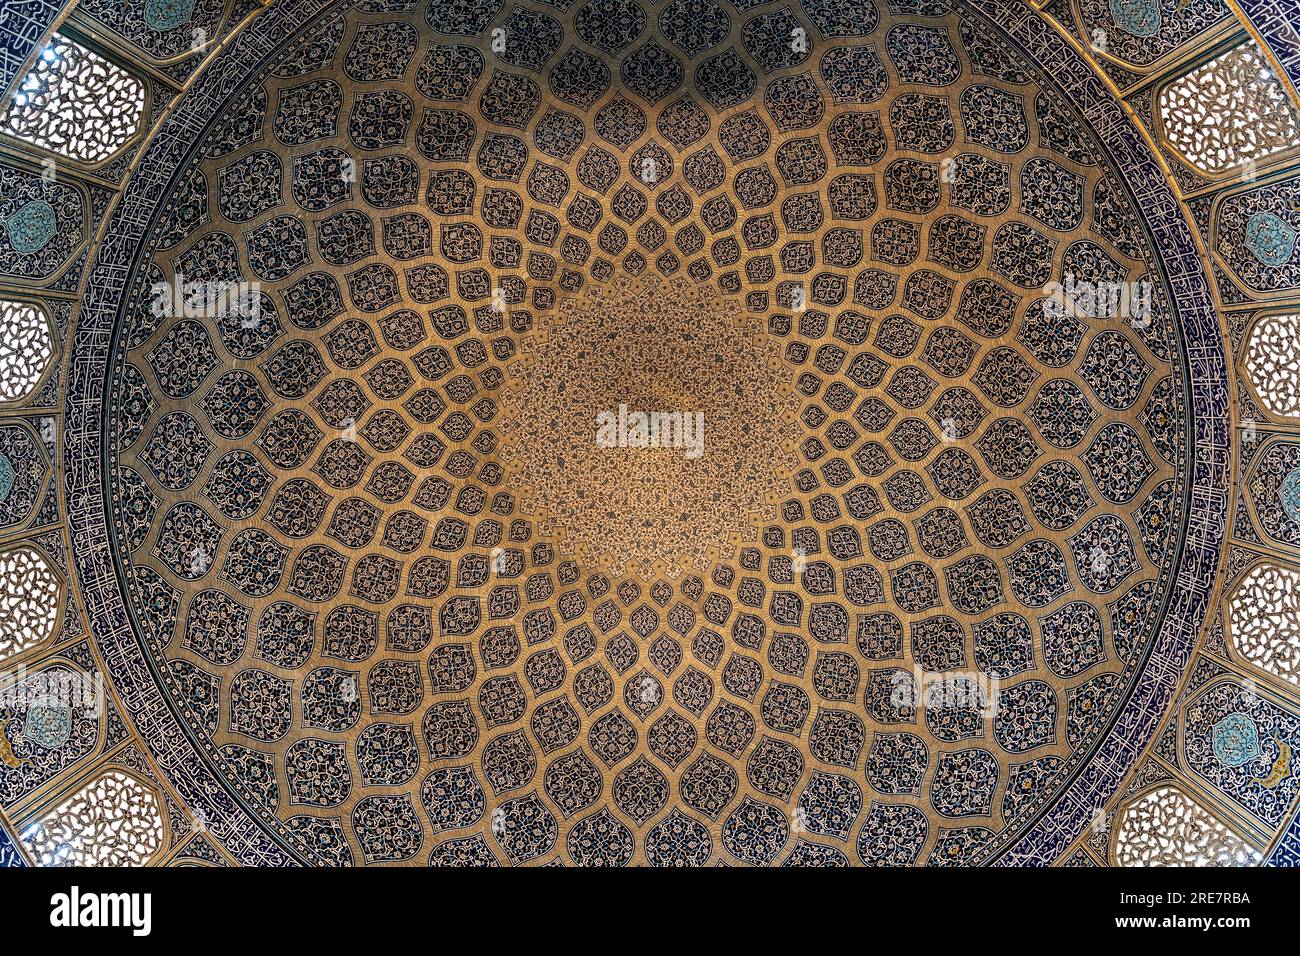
[0,0,1295,873]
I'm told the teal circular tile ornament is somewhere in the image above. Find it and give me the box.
[1212,713,1263,768]
[0,450,14,503]
[4,200,57,255]
[1281,467,1300,524]
[23,697,73,751]
[1110,0,1161,37]
[1245,211,1298,267]
[145,0,197,33]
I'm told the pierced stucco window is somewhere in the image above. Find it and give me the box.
[0,34,145,164]
[1158,42,1300,175]
[21,770,164,867]
[0,300,54,404]
[0,543,61,663]
[1115,786,1260,866]
[1228,562,1300,688]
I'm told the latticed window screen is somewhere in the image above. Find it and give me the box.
[1244,313,1300,418]
[0,544,60,663]
[0,34,144,164]
[1229,563,1300,688]
[1115,786,1259,867]
[0,300,54,403]
[1159,42,1300,175]
[21,770,164,867]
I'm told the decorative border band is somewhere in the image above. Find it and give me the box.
[0,0,61,101]
[64,0,344,867]
[966,0,1230,865]
[1236,0,1300,108]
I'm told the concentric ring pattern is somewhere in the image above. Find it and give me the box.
[96,0,1193,866]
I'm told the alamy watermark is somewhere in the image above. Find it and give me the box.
[50,887,151,936]
[1043,273,1154,327]
[595,403,705,459]
[151,274,262,326]
[889,666,1000,717]
[0,665,103,718]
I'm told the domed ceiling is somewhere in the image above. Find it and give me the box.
[2,0,1300,868]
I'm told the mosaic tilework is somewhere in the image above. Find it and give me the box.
[1238,0,1300,107]
[0,0,61,102]
[966,0,1230,866]
[0,816,27,867]
[59,0,1232,867]
[66,0,341,868]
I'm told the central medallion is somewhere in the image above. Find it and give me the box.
[502,276,800,578]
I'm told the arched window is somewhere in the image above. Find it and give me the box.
[1229,562,1300,688]
[0,543,61,663]
[1115,786,1259,866]
[1244,313,1300,418]
[1158,42,1300,176]
[21,770,163,866]
[0,34,145,165]
[0,300,54,404]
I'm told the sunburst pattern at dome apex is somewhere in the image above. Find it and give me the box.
[94,0,1190,867]
[502,276,799,579]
